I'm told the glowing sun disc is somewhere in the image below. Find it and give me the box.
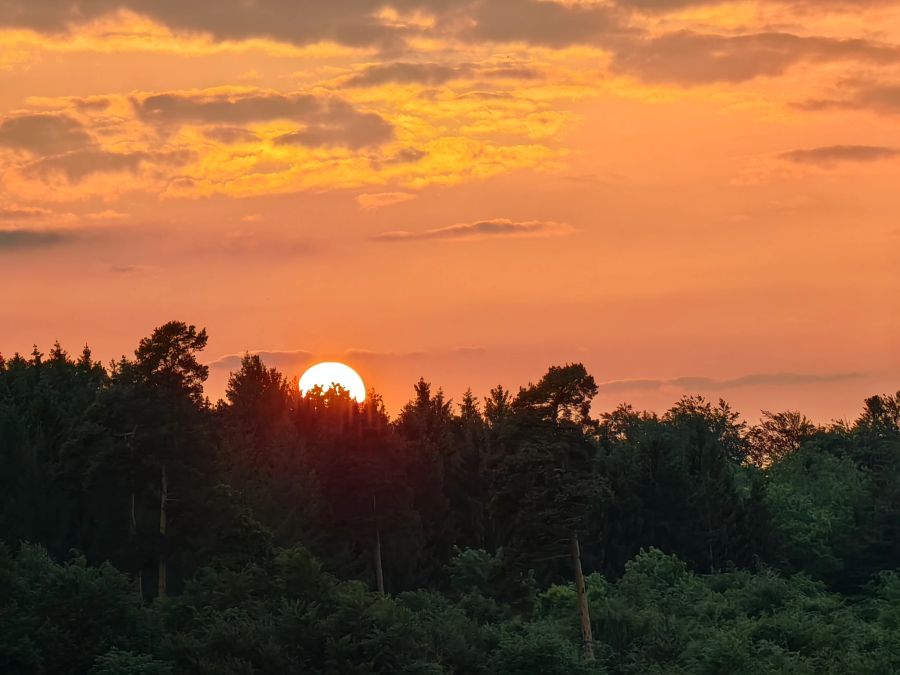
[299,362,366,402]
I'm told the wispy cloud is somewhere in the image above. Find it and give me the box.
[0,205,55,220]
[109,264,157,274]
[599,372,867,394]
[797,82,900,116]
[372,218,575,242]
[346,346,486,359]
[356,192,418,210]
[208,349,314,372]
[209,345,489,372]
[779,145,899,166]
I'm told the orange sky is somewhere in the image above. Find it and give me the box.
[1,0,897,422]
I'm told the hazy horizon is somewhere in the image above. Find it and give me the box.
[3,328,891,423]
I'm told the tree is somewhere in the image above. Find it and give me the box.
[395,378,457,581]
[847,393,900,584]
[766,441,870,584]
[747,410,818,467]
[448,390,491,550]
[132,322,208,405]
[492,363,602,659]
[74,321,212,596]
[0,544,145,674]
[596,396,763,576]
[857,392,900,439]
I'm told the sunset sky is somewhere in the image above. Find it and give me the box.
[1,0,898,421]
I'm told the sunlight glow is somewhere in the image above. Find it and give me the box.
[298,362,366,402]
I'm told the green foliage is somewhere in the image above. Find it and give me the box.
[446,547,503,596]
[490,623,600,675]
[90,649,174,675]
[596,398,764,575]
[766,443,870,582]
[0,544,145,674]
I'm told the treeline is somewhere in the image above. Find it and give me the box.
[1,320,899,674]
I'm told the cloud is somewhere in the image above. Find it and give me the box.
[0,0,623,49]
[471,0,623,46]
[854,83,900,114]
[0,205,54,220]
[209,345,489,373]
[0,227,81,251]
[614,0,898,11]
[372,218,575,242]
[110,264,156,273]
[779,145,900,166]
[613,0,706,10]
[0,113,92,154]
[134,90,323,125]
[0,0,411,48]
[611,31,900,84]
[135,90,393,149]
[74,97,112,112]
[798,83,900,115]
[370,147,427,170]
[203,126,259,144]
[386,147,426,163]
[25,148,192,183]
[273,109,393,149]
[343,61,541,88]
[599,372,867,394]
[1,0,895,59]
[345,346,487,362]
[208,349,314,372]
[346,62,471,87]
[628,0,895,10]
[356,192,418,209]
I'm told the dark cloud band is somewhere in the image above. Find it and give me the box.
[600,372,867,394]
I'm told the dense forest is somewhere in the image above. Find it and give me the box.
[1,320,899,674]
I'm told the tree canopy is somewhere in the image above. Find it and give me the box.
[1,322,898,673]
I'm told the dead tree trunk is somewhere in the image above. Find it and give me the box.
[158,462,168,599]
[571,532,594,660]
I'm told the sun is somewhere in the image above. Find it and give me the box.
[298,362,366,402]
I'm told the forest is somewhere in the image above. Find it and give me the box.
[1,320,899,674]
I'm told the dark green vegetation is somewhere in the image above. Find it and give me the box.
[2,321,899,674]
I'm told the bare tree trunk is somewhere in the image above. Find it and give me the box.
[158,462,168,599]
[373,495,385,594]
[571,532,594,660]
